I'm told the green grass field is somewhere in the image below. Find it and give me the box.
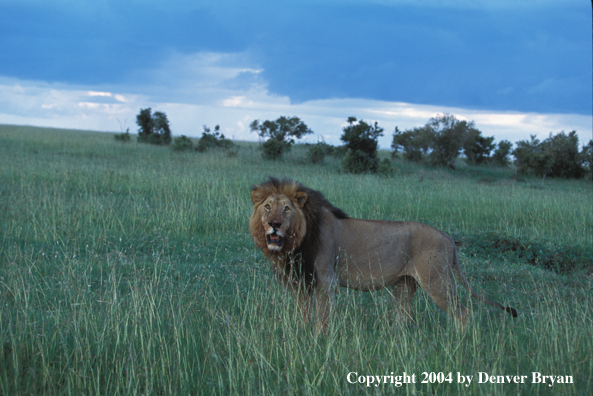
[1,124,592,395]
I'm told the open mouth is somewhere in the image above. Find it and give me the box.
[266,233,285,248]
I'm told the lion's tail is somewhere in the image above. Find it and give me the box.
[452,245,518,318]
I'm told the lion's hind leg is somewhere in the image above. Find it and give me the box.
[391,276,418,324]
[411,265,469,330]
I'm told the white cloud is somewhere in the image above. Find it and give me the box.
[125,51,267,105]
[88,91,112,97]
[1,50,591,147]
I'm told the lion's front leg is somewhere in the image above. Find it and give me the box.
[294,287,313,325]
[314,288,332,333]
[313,256,338,333]
[313,282,337,333]
[391,276,418,324]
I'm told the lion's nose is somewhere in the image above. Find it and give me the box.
[268,220,282,230]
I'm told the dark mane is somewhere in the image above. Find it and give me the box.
[257,177,348,290]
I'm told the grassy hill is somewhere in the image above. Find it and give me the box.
[1,125,592,395]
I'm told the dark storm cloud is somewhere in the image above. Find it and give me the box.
[0,0,590,115]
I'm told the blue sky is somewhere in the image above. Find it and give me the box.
[1,0,591,147]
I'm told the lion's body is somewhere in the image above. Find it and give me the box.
[249,177,517,332]
[329,218,455,292]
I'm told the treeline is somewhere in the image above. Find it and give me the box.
[391,113,591,179]
[115,108,235,154]
[115,108,592,180]
[391,114,511,168]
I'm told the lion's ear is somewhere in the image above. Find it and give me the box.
[294,191,308,208]
[251,189,264,204]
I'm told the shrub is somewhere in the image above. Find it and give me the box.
[464,128,495,165]
[513,135,545,176]
[513,131,587,179]
[332,145,348,158]
[580,140,593,175]
[391,126,431,162]
[114,129,131,142]
[428,114,472,168]
[250,116,312,160]
[492,140,512,166]
[340,117,383,173]
[261,139,288,160]
[172,135,194,152]
[342,150,376,173]
[136,108,153,140]
[377,158,395,176]
[545,131,586,179]
[196,125,234,152]
[392,114,496,168]
[136,108,172,145]
[306,142,334,164]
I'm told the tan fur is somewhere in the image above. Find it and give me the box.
[250,178,517,332]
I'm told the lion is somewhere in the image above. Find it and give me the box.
[249,177,517,332]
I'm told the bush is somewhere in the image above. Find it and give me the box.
[513,131,587,179]
[428,114,472,168]
[196,125,234,152]
[391,126,431,162]
[172,135,194,152]
[114,129,131,142]
[306,142,334,164]
[136,108,172,145]
[464,128,495,165]
[377,158,395,176]
[261,139,289,160]
[492,140,512,166]
[136,108,153,140]
[513,135,547,176]
[580,140,593,175]
[545,131,586,179]
[332,145,348,158]
[340,117,383,173]
[250,116,312,160]
[392,114,496,168]
[342,149,378,174]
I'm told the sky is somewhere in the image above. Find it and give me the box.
[0,0,591,148]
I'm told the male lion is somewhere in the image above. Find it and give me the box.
[249,177,517,332]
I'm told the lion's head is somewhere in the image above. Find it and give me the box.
[250,179,308,256]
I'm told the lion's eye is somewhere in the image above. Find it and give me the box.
[284,206,290,212]
[264,204,271,211]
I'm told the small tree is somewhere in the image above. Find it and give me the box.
[152,111,172,145]
[391,126,432,162]
[428,114,472,168]
[464,127,495,165]
[341,117,384,173]
[544,131,586,179]
[114,128,131,142]
[513,132,587,180]
[307,142,333,164]
[172,135,194,152]
[250,116,313,160]
[136,108,153,142]
[196,125,233,152]
[513,135,553,179]
[136,108,172,145]
[580,140,593,175]
[492,140,512,166]
[377,158,395,176]
[392,114,494,168]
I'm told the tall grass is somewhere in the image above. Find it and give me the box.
[1,125,592,395]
